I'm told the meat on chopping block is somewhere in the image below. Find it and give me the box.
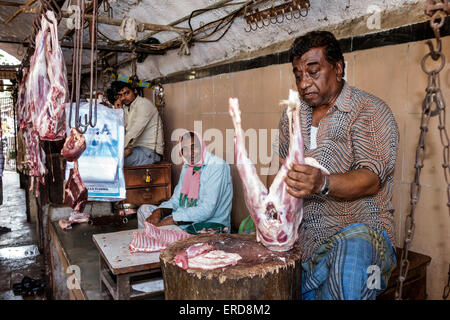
[160,233,302,300]
[59,128,89,230]
[229,91,330,252]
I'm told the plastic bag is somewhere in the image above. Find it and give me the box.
[65,102,126,201]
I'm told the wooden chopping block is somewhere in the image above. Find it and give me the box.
[160,233,302,300]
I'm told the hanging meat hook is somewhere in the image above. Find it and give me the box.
[263,13,271,26]
[285,7,293,20]
[276,11,284,23]
[299,6,309,17]
[88,0,98,128]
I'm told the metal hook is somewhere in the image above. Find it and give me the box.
[276,12,284,23]
[300,7,309,17]
[244,21,252,32]
[285,7,293,21]
[263,14,271,26]
[256,18,264,29]
[270,13,278,24]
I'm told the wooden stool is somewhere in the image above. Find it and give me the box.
[377,248,431,300]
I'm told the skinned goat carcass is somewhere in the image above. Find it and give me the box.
[30,10,68,141]
[18,11,68,197]
[59,128,89,230]
[229,90,330,252]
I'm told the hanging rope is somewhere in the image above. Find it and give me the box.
[395,1,450,300]
[68,0,98,133]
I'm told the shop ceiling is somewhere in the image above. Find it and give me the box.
[0,0,429,81]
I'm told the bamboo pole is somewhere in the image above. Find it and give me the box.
[4,0,36,24]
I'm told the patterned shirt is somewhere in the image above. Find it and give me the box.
[276,81,399,262]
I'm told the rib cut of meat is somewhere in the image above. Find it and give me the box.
[229,90,330,252]
[129,222,192,253]
[174,243,242,270]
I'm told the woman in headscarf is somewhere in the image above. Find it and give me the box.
[139,131,233,231]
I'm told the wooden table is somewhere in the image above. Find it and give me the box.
[92,225,183,300]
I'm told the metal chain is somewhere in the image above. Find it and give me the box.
[443,264,450,299]
[395,3,450,300]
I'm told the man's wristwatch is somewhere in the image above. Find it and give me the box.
[320,175,330,196]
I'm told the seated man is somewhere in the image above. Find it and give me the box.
[138,131,232,231]
[110,81,164,166]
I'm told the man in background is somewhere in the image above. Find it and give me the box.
[110,81,164,166]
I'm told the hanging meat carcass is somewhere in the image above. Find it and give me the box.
[59,128,89,230]
[29,10,68,141]
[17,10,69,196]
[229,90,330,251]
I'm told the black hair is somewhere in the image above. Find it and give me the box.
[290,31,345,78]
[110,80,136,94]
[106,88,117,105]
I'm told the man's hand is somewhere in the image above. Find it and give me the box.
[156,216,175,227]
[124,148,132,158]
[145,209,162,225]
[114,98,123,109]
[285,163,325,198]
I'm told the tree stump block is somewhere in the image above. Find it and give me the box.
[160,233,302,300]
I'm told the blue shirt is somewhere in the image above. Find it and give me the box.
[158,152,232,231]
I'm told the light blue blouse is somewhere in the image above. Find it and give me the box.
[158,152,232,231]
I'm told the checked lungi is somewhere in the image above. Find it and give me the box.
[301,223,396,300]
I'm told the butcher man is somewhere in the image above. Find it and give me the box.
[111,81,164,166]
[267,31,399,300]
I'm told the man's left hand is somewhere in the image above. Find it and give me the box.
[124,148,132,158]
[285,163,325,198]
[156,216,175,227]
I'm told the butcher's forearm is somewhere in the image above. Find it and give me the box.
[328,168,380,201]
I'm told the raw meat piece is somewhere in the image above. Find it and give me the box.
[187,250,242,270]
[63,165,88,213]
[23,128,47,197]
[17,68,29,130]
[174,243,242,270]
[128,222,192,253]
[61,128,86,162]
[229,90,330,252]
[174,243,216,269]
[58,211,90,231]
[60,127,88,230]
